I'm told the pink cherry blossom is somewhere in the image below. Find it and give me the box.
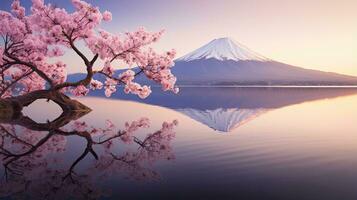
[0,0,178,100]
[11,0,25,19]
[102,61,115,77]
[118,69,135,84]
[71,85,89,97]
[102,11,112,21]
[90,79,103,90]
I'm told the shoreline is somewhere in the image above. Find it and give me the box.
[146,85,357,88]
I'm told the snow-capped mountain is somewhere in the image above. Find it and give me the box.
[177,108,268,132]
[172,37,357,85]
[177,37,268,62]
[68,37,357,85]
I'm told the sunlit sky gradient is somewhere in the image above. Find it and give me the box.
[1,0,357,75]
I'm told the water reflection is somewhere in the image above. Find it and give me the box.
[0,110,178,199]
[97,87,357,132]
[1,88,357,199]
[177,108,268,132]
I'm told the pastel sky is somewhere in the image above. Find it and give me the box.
[1,0,357,76]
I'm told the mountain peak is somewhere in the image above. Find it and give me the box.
[214,37,236,42]
[177,37,269,62]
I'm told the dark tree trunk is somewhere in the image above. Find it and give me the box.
[0,90,91,120]
[0,99,15,121]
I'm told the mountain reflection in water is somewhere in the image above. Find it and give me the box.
[94,87,357,132]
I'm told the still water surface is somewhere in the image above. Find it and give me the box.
[2,87,357,199]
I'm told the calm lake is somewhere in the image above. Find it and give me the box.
[2,87,357,199]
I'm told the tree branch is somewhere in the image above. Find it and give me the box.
[0,70,34,97]
[96,68,144,85]
[52,33,99,91]
[3,52,54,88]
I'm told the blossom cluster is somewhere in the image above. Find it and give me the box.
[85,27,179,98]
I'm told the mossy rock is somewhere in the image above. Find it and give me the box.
[0,100,14,121]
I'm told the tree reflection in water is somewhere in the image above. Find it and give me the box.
[0,110,178,199]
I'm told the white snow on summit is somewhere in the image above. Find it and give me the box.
[177,108,269,132]
[177,37,269,62]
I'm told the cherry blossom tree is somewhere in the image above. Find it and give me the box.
[0,0,178,113]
